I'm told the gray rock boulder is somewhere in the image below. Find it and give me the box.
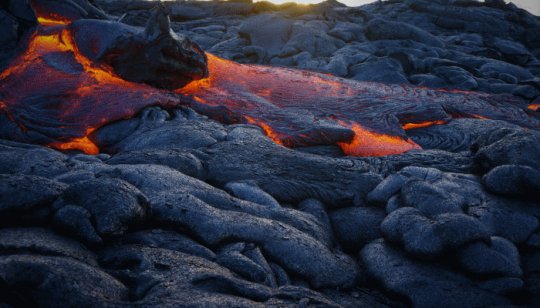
[330,206,385,253]
[151,192,359,288]
[360,240,509,308]
[487,37,532,65]
[349,57,409,84]
[239,14,293,59]
[472,128,540,173]
[482,164,540,198]
[468,200,539,244]
[224,181,281,208]
[72,7,208,89]
[457,236,523,278]
[432,66,478,90]
[0,174,66,219]
[381,207,490,258]
[0,255,128,306]
[0,228,96,265]
[53,177,149,242]
[121,229,215,260]
[366,18,444,48]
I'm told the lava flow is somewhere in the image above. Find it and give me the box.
[0,18,179,154]
[1,12,539,156]
[178,54,425,156]
[177,54,538,155]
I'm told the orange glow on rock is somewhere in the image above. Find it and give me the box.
[0,18,175,154]
[528,104,540,111]
[402,120,446,130]
[50,129,99,154]
[177,54,424,156]
[470,114,488,120]
[3,12,538,157]
[337,122,420,157]
[244,116,285,145]
[37,16,69,26]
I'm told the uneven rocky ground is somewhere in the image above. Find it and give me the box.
[1,0,540,307]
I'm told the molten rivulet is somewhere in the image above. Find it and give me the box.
[0,7,538,156]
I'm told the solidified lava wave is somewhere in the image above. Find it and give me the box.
[0,14,539,156]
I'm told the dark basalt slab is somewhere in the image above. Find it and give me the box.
[72,7,208,89]
[31,0,109,22]
[0,0,36,70]
[360,240,510,307]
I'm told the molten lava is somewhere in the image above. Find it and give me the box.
[178,54,424,155]
[1,13,539,157]
[402,120,447,130]
[337,122,420,156]
[37,16,69,26]
[0,18,178,153]
[528,104,540,112]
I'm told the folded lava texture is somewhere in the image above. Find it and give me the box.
[1,0,540,307]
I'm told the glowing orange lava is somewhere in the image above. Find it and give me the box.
[337,122,420,156]
[2,11,538,157]
[0,15,175,154]
[178,54,421,156]
[50,129,99,154]
[470,114,489,120]
[244,116,285,145]
[37,16,69,26]
[528,104,540,111]
[403,120,447,130]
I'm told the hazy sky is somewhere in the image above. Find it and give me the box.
[251,0,540,15]
[149,0,539,15]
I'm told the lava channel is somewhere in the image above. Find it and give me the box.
[1,14,539,156]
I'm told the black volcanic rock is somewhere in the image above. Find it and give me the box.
[0,11,21,71]
[349,57,409,84]
[0,255,128,306]
[204,126,383,207]
[366,18,444,48]
[0,141,71,177]
[360,239,510,307]
[0,0,36,70]
[96,163,332,246]
[482,164,540,198]
[472,128,540,173]
[121,229,216,260]
[367,173,407,205]
[72,7,208,89]
[0,174,66,223]
[150,192,359,289]
[467,199,539,244]
[330,206,386,253]
[457,236,523,278]
[0,228,97,265]
[53,177,149,242]
[106,148,207,180]
[31,0,109,21]
[94,107,227,154]
[98,245,341,306]
[239,14,293,59]
[224,181,282,208]
[381,207,490,258]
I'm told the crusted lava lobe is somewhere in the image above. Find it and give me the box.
[0,0,539,158]
[31,0,109,23]
[0,0,37,70]
[84,6,209,90]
